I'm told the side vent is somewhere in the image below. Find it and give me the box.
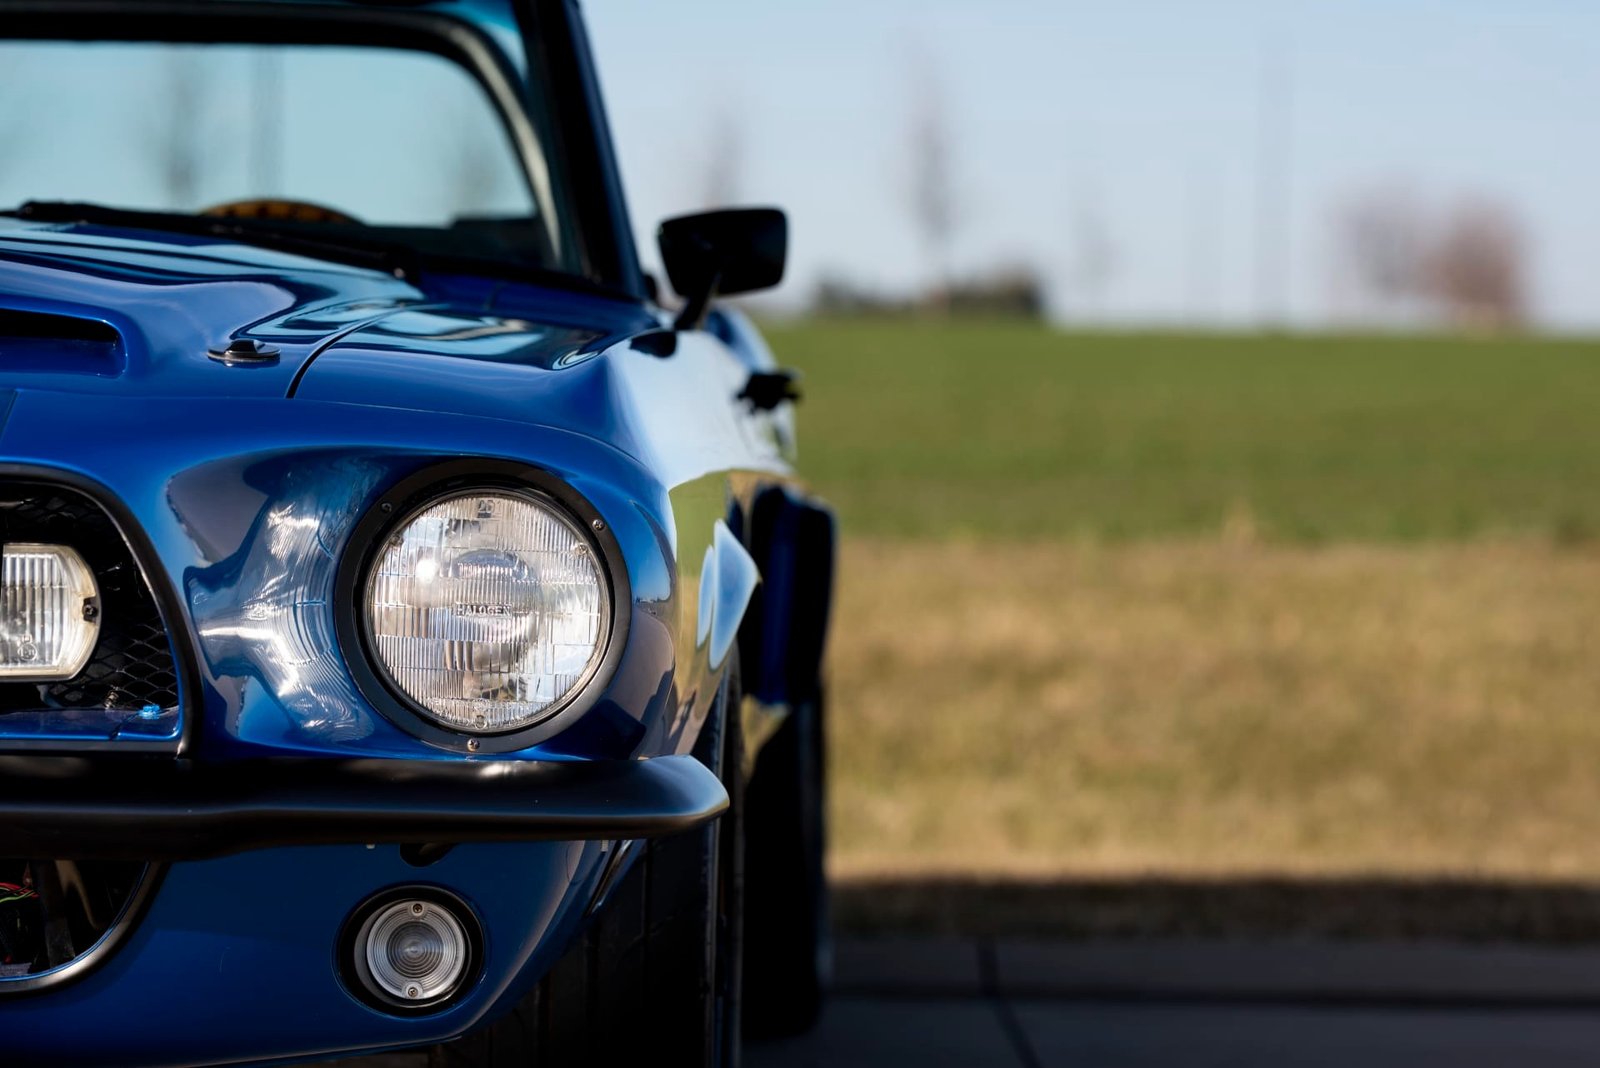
[0,308,125,376]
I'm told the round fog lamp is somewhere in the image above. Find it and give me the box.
[361,898,471,1005]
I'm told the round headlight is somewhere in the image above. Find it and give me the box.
[364,491,610,735]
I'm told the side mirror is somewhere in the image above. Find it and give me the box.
[658,208,787,331]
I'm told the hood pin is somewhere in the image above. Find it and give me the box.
[208,338,282,366]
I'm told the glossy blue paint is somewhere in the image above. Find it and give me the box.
[0,233,787,1056]
[0,221,424,399]
[0,392,683,761]
[709,519,760,670]
[0,1,810,1060]
[1,842,613,1066]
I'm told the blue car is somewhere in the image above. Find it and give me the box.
[0,2,833,1063]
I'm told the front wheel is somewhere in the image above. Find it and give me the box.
[428,662,745,1068]
[742,690,829,1038]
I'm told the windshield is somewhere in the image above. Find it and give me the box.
[0,38,578,276]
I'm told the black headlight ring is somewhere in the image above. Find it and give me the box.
[334,460,631,755]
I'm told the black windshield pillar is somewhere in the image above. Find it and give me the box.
[525,0,648,301]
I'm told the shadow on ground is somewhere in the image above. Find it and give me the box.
[335,876,1600,1067]
[833,875,1600,942]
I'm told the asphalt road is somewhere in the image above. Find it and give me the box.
[339,938,1600,1067]
[751,997,1600,1067]
[746,938,1600,1068]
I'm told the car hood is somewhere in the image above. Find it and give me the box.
[6,217,595,399]
[0,219,432,399]
[0,219,659,436]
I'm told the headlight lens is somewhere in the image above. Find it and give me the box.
[364,491,609,734]
[0,543,100,680]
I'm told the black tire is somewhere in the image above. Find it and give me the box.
[428,662,745,1068]
[741,689,828,1039]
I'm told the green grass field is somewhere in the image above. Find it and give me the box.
[759,319,1600,901]
[767,320,1600,544]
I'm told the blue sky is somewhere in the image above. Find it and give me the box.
[584,1,1600,329]
[0,43,529,223]
[0,3,1592,330]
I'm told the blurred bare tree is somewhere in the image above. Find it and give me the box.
[431,75,516,219]
[1426,198,1527,332]
[1330,185,1528,332]
[147,52,208,209]
[0,51,26,188]
[1065,184,1115,320]
[445,126,507,217]
[248,50,284,197]
[1332,184,1429,325]
[699,104,743,209]
[907,54,959,302]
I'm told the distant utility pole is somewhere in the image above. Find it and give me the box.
[1186,165,1219,323]
[1254,33,1293,328]
[1067,183,1114,321]
[250,50,284,195]
[699,104,743,209]
[908,51,959,303]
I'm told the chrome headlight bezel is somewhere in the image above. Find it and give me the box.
[337,462,631,754]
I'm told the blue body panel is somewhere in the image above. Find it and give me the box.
[0,0,827,1058]
[3,843,612,1067]
[0,226,799,1059]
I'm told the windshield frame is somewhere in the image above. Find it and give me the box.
[0,0,644,298]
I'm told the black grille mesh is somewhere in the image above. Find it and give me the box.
[0,486,180,713]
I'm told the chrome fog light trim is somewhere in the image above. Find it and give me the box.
[342,888,481,1015]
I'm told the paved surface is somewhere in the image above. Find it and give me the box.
[339,938,1600,1066]
[746,938,1600,1067]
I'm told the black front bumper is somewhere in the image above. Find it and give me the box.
[0,754,728,860]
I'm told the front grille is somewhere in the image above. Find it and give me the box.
[0,485,179,714]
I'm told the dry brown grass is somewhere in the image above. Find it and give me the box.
[829,538,1600,882]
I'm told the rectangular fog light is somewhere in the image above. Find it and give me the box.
[0,543,100,679]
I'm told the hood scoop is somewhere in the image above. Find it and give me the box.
[0,308,124,376]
